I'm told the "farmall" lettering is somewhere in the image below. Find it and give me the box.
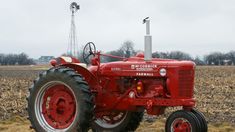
[136,73,154,76]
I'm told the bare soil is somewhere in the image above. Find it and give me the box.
[0,116,234,132]
[0,65,234,131]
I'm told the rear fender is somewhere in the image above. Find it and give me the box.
[61,63,99,89]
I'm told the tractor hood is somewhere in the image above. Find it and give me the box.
[99,57,195,77]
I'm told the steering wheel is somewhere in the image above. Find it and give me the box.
[83,42,96,64]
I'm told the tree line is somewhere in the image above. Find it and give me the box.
[204,51,235,65]
[1,41,235,66]
[0,53,35,65]
[98,41,235,66]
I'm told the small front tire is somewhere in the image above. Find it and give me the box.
[191,109,208,132]
[165,110,201,132]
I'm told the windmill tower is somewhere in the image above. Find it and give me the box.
[67,2,80,57]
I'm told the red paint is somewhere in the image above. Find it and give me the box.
[54,51,196,117]
[135,52,144,58]
[42,84,76,129]
[50,59,57,66]
[172,119,192,132]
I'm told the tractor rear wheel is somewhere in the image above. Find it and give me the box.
[91,111,144,132]
[27,67,94,132]
[165,110,201,132]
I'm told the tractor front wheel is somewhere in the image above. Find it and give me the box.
[92,111,144,132]
[165,110,201,132]
[27,67,94,132]
[191,109,208,132]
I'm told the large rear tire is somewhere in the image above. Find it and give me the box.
[92,111,144,132]
[27,67,94,132]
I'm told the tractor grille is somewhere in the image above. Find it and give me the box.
[178,70,194,98]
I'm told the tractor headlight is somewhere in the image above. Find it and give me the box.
[159,68,167,76]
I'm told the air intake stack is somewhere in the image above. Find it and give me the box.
[143,17,152,61]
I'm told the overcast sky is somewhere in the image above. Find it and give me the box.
[0,0,234,58]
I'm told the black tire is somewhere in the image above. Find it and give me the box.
[27,66,94,132]
[92,111,144,132]
[191,109,208,132]
[165,110,201,132]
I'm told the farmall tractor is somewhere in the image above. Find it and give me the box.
[27,17,207,132]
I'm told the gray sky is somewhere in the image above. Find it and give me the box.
[0,0,234,58]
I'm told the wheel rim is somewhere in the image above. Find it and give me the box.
[171,118,192,132]
[35,81,77,131]
[95,111,128,129]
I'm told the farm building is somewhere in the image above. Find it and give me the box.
[36,56,54,64]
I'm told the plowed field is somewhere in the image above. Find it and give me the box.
[0,66,234,132]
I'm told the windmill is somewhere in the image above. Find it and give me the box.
[67,2,80,58]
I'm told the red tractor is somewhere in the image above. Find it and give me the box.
[27,17,207,132]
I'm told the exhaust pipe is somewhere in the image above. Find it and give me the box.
[143,17,152,61]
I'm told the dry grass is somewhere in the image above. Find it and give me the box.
[0,116,234,132]
[0,65,234,131]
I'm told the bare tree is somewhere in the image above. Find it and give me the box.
[119,41,135,58]
[204,52,224,65]
[0,53,35,65]
[104,41,136,62]
[225,51,235,65]
[152,51,192,61]
[194,56,205,65]
[168,51,192,60]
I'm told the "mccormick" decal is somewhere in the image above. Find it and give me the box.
[131,64,157,71]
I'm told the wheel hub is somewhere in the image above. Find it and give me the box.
[171,118,192,132]
[95,111,127,129]
[42,84,76,129]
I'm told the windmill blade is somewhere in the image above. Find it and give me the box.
[70,2,80,13]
